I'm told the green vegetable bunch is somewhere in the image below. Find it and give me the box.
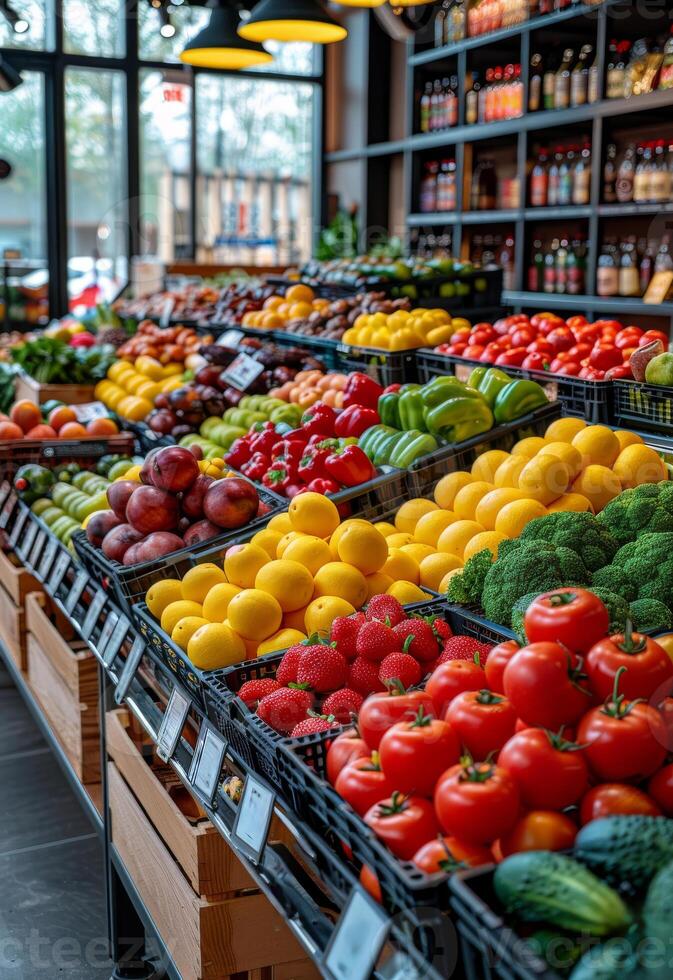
[597,482,673,547]
[11,337,117,385]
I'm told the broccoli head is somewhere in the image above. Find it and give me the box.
[614,532,673,612]
[588,587,630,634]
[629,598,673,634]
[510,591,544,644]
[597,482,673,546]
[518,511,619,572]
[590,564,638,602]
[446,549,493,606]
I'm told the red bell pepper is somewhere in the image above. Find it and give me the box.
[334,404,380,439]
[605,362,633,380]
[307,477,341,495]
[495,346,527,366]
[324,445,375,487]
[271,439,305,470]
[282,427,311,445]
[383,383,402,394]
[225,436,253,469]
[249,422,279,456]
[240,452,269,481]
[301,403,336,438]
[262,461,295,494]
[298,443,330,483]
[342,373,384,411]
[589,344,622,371]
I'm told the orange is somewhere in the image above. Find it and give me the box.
[365,572,394,600]
[146,579,184,619]
[58,421,89,439]
[289,492,339,538]
[171,616,210,652]
[571,465,622,512]
[282,604,312,632]
[285,283,315,304]
[257,629,307,658]
[614,429,644,452]
[0,421,25,440]
[453,482,495,521]
[224,543,269,588]
[276,531,304,557]
[419,552,462,591]
[267,512,293,535]
[495,499,547,538]
[202,583,242,622]
[434,471,474,510]
[47,405,77,431]
[263,295,283,311]
[547,492,593,514]
[382,549,420,585]
[394,499,439,534]
[26,424,57,439]
[401,543,436,563]
[254,559,314,612]
[537,441,583,481]
[10,399,41,434]
[571,426,620,468]
[188,622,246,669]
[86,417,119,436]
[613,444,667,489]
[227,589,283,641]
[518,455,570,504]
[387,582,428,604]
[463,530,507,562]
[337,523,388,575]
[373,521,397,538]
[304,596,355,637]
[313,562,368,609]
[437,520,484,560]
[251,528,284,558]
[512,436,546,459]
[161,600,204,636]
[475,488,525,530]
[282,535,332,575]
[544,417,586,443]
[329,519,372,558]
[181,563,227,604]
[385,532,415,549]
[413,509,457,547]
[471,450,510,483]
[288,302,313,319]
[494,455,527,488]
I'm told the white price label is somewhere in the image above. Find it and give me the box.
[232,774,275,864]
[96,611,119,660]
[29,529,46,568]
[8,508,28,548]
[65,569,89,616]
[48,551,71,594]
[160,297,175,328]
[18,521,38,561]
[103,614,130,668]
[73,401,110,423]
[114,636,145,704]
[39,537,58,580]
[216,329,244,348]
[543,381,558,403]
[81,588,107,640]
[220,353,264,391]
[324,887,391,980]
[156,687,190,763]
[454,363,472,383]
[188,724,227,806]
[0,491,16,529]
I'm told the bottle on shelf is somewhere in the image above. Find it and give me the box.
[420,82,432,134]
[530,148,549,207]
[547,146,563,206]
[603,143,618,203]
[655,234,673,273]
[640,240,655,293]
[619,237,640,296]
[615,143,636,203]
[434,0,449,47]
[587,45,601,103]
[633,142,652,203]
[557,146,574,206]
[499,234,516,290]
[651,140,672,202]
[567,238,586,295]
[555,236,569,294]
[465,71,481,125]
[449,0,466,43]
[420,161,439,213]
[528,239,544,291]
[606,40,631,99]
[437,158,457,212]
[543,51,558,111]
[597,239,619,297]
[544,238,559,293]
[554,47,574,111]
[570,44,593,107]
[572,142,592,205]
[529,52,543,112]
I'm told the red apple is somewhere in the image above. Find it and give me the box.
[86,510,121,548]
[122,541,148,566]
[189,443,204,461]
[140,448,160,486]
[183,520,221,546]
[101,524,145,563]
[148,410,177,435]
[195,365,224,388]
[134,531,185,563]
[152,446,200,493]
[203,477,259,529]
[181,474,214,520]
[107,481,138,521]
[125,485,180,534]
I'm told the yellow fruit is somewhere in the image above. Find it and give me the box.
[434,471,474,510]
[544,416,587,443]
[136,380,161,402]
[146,580,184,619]
[463,530,507,562]
[494,455,527,488]
[282,605,311,632]
[547,492,593,514]
[224,543,269,588]
[108,361,134,383]
[289,492,340,538]
[202,583,242,622]
[386,532,415,549]
[282,535,332,575]
[613,444,667,489]
[394,499,439,534]
[276,530,304,557]
[161,600,203,636]
[401,543,436,563]
[171,616,210,652]
[337,523,389,574]
[439,568,464,592]
[187,623,246,669]
[257,629,307,658]
[161,362,184,378]
[537,441,583,481]
[251,528,284,558]
[387,581,429,604]
[614,429,644,452]
[305,596,356,636]
[382,549,420,585]
[227,589,283,641]
[471,450,511,483]
[512,437,547,459]
[160,377,185,394]
[135,355,164,381]
[413,510,457,547]
[117,395,153,421]
[475,488,525,530]
[495,499,547,538]
[180,563,227,604]
[419,552,463,591]
[313,562,368,609]
[572,426,620,468]
[373,521,397,538]
[518,454,570,505]
[254,559,314,612]
[572,465,622,511]
[328,519,371,559]
[120,464,141,483]
[268,512,293,534]
[453,482,495,521]
[365,572,394,599]
[437,520,484,560]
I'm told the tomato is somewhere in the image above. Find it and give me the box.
[499,810,577,857]
[434,761,520,846]
[485,640,520,694]
[412,836,492,875]
[358,689,435,750]
[580,783,662,824]
[639,329,669,348]
[524,588,610,654]
[589,344,622,371]
[478,343,501,363]
[547,327,575,352]
[579,366,605,380]
[522,352,550,371]
[566,315,589,330]
[445,690,516,760]
[452,328,472,343]
[573,325,601,345]
[364,792,440,860]
[593,319,623,332]
[503,642,593,729]
[615,327,643,349]
[359,865,382,903]
[470,326,497,345]
[510,327,535,347]
[495,347,527,366]
[335,754,396,816]
[566,343,592,360]
[514,718,575,739]
[585,630,673,702]
[498,728,589,810]
[327,729,369,784]
[527,338,555,356]
[556,361,581,377]
[649,764,673,816]
[379,710,461,797]
[605,363,633,380]
[425,658,486,716]
[463,344,485,359]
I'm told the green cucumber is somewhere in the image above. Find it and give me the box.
[569,932,642,980]
[575,816,673,892]
[643,859,673,980]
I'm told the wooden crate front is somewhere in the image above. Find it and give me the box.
[14,372,96,406]
[0,553,41,671]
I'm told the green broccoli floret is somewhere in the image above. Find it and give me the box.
[510,592,544,644]
[614,532,673,611]
[629,598,673,634]
[446,549,493,606]
[590,564,638,602]
[518,511,619,572]
[597,482,673,546]
[481,540,590,626]
[588,587,630,633]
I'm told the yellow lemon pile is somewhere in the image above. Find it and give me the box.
[341,309,468,352]
[95,357,184,422]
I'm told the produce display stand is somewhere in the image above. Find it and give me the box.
[0,431,135,476]
[14,369,97,406]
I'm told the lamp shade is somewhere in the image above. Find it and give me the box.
[181,4,273,69]
[239,0,347,44]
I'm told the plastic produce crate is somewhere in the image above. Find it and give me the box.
[133,603,215,709]
[612,379,673,435]
[336,344,418,387]
[115,418,173,453]
[269,329,341,369]
[0,432,135,480]
[445,603,517,646]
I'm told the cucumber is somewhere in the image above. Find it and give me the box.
[569,932,642,980]
[494,852,632,937]
[575,816,673,892]
[643,859,673,980]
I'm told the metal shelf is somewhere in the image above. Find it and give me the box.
[503,290,673,317]
[597,202,673,218]
[523,205,593,220]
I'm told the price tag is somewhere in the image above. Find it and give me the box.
[65,569,89,616]
[96,611,119,660]
[39,537,58,580]
[216,328,244,348]
[48,551,71,594]
[72,401,110,423]
[156,687,190,762]
[543,381,558,403]
[28,528,46,569]
[81,588,107,640]
[18,521,38,561]
[0,480,10,508]
[114,636,145,704]
[159,297,175,327]
[103,614,130,668]
[323,886,391,980]
[188,724,227,806]
[8,508,28,548]
[232,774,275,864]
[220,353,264,391]
[454,363,471,383]
[0,491,16,529]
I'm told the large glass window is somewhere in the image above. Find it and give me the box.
[0,0,49,50]
[139,2,209,64]
[63,0,124,57]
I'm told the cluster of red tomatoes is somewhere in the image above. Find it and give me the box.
[436,312,668,381]
[326,588,673,884]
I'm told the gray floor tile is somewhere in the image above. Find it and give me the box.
[0,687,47,759]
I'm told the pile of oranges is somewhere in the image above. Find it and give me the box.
[241,284,326,331]
[0,400,119,441]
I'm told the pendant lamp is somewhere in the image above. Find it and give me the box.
[239,0,347,44]
[181,2,273,69]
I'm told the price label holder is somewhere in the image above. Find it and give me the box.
[29,529,47,571]
[216,328,244,348]
[160,297,175,327]
[103,614,130,669]
[96,611,119,662]
[81,588,107,641]
[188,723,227,807]
[0,491,17,530]
[18,520,38,561]
[156,687,190,763]
[73,401,109,424]
[0,480,11,508]
[232,774,275,864]
[38,537,59,580]
[8,507,28,548]
[48,551,71,595]
[114,636,145,704]
[220,353,264,391]
[323,886,391,980]
[64,569,89,617]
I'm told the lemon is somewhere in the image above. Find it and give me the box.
[282,534,332,575]
[289,492,340,538]
[328,519,371,559]
[437,520,484,560]
[419,552,462,591]
[394,499,439,534]
[613,444,667,489]
[337,523,388,575]
[572,464,624,511]
[512,437,546,459]
[495,499,547,537]
[453,482,495,521]
[401,543,436,563]
[227,589,283,641]
[187,623,246,670]
[251,527,284,558]
[161,600,203,636]
[413,509,457,547]
[471,450,510,483]
[202,583,242,622]
[282,605,312,632]
[171,616,209,652]
[180,563,227,604]
[365,572,394,599]
[463,530,507,562]
[313,562,368,609]
[146,580,184,619]
[257,628,307,658]
[518,455,570,504]
[547,492,592,514]
[433,471,474,510]
[544,416,587,443]
[386,532,415,549]
[537,441,583,482]
[304,596,356,637]
[373,522,397,538]
[572,426,620,468]
[382,548,420,585]
[494,455,527,488]
[474,488,525,530]
[614,429,644,452]
[224,543,269,588]
[268,512,293,534]
[276,530,304,557]
[255,559,315,612]
[387,581,429,604]
[439,568,464,592]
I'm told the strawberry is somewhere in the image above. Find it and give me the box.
[322,688,364,724]
[438,635,491,667]
[392,620,438,663]
[348,656,386,696]
[291,712,339,738]
[238,678,281,706]
[330,612,366,661]
[378,652,422,689]
[355,620,400,663]
[257,687,313,734]
[429,617,452,643]
[297,646,348,692]
[276,644,305,686]
[366,594,406,627]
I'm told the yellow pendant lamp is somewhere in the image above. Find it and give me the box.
[181,2,273,69]
[239,0,348,44]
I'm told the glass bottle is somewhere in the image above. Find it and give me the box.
[465,71,481,125]
[530,148,549,207]
[660,25,673,90]
[616,143,636,204]
[529,52,543,112]
[605,40,620,99]
[555,237,569,294]
[437,159,457,211]
[655,235,673,273]
[528,239,544,291]
[606,41,629,99]
[633,143,650,203]
[499,235,515,291]
[544,238,559,293]
[619,238,640,296]
[597,240,619,297]
[570,44,592,107]
[588,45,601,103]
[567,238,586,295]
[431,78,443,131]
[543,51,558,111]
[640,240,655,293]
[479,69,492,123]
[572,142,591,205]
[512,64,523,117]
[603,143,618,203]
[558,146,574,206]
[420,82,432,134]
[547,146,563,206]
[434,0,449,47]
[420,161,438,213]
[448,75,459,127]
[440,77,451,128]
[650,140,671,203]
[554,48,574,110]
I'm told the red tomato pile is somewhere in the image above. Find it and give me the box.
[327,587,673,881]
[436,312,669,381]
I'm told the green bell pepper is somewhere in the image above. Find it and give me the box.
[420,376,481,411]
[466,366,489,390]
[425,394,494,444]
[359,425,397,462]
[398,385,427,432]
[378,390,401,429]
[373,430,403,466]
[472,367,513,408]
[388,430,439,468]
[494,380,548,424]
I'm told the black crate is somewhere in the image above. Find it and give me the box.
[612,379,673,434]
[336,344,418,387]
[115,418,173,453]
[0,432,136,480]
[445,603,517,646]
[270,329,341,369]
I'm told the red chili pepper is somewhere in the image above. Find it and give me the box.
[324,445,375,487]
[300,403,337,438]
[307,476,341,495]
[334,404,380,439]
[240,452,269,481]
[343,373,384,411]
[589,344,622,371]
[495,346,527,366]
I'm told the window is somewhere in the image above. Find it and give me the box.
[63,0,124,57]
[253,41,320,77]
[0,0,49,50]
[139,2,209,64]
